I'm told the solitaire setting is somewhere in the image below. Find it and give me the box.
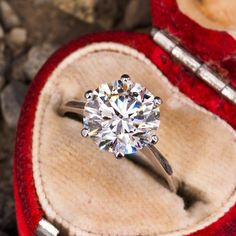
[59,74,176,192]
[82,74,161,158]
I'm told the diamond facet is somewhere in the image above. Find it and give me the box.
[83,77,160,157]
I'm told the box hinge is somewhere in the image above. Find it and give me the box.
[151,28,236,105]
[36,218,59,236]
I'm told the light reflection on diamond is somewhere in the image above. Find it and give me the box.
[83,77,160,157]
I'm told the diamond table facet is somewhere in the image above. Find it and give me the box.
[83,76,160,157]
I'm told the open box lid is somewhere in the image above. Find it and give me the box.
[148,2,236,234]
[149,0,236,130]
[150,0,236,90]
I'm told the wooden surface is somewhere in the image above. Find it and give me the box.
[32,43,236,236]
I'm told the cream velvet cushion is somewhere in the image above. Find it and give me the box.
[32,43,236,236]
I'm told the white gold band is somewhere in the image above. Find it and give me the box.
[59,100,177,193]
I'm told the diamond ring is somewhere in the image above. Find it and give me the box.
[59,74,176,192]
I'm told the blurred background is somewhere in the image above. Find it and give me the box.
[0,1,151,235]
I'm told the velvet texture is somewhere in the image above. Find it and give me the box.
[14,31,236,236]
[150,2,236,233]
[151,0,236,89]
[15,4,236,236]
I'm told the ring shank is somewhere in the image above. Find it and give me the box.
[58,100,177,192]
[58,100,85,116]
[141,146,176,192]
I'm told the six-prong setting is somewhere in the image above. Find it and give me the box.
[150,135,159,145]
[81,128,89,137]
[81,74,162,158]
[154,96,162,107]
[84,90,94,100]
[59,76,177,192]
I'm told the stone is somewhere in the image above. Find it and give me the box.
[0,24,4,39]
[0,43,6,76]
[24,43,56,80]
[83,75,160,157]
[122,0,151,29]
[6,27,27,50]
[0,151,7,161]
[0,231,9,236]
[0,75,5,90]
[0,81,28,128]
[10,56,27,82]
[51,0,126,29]
[0,189,17,235]
[0,1,21,30]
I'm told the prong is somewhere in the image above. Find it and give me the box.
[120,74,132,91]
[84,90,93,100]
[115,152,125,159]
[81,128,89,137]
[150,27,158,38]
[120,74,130,83]
[151,135,159,145]
[153,96,162,107]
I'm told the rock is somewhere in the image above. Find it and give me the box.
[0,43,6,76]
[0,58,5,76]
[0,41,5,53]
[10,56,27,82]
[0,150,7,162]
[0,25,4,39]
[0,1,21,30]
[122,0,151,29]
[51,0,126,29]
[0,81,28,128]
[0,231,9,236]
[0,75,5,90]
[6,27,27,50]
[24,43,56,80]
[0,190,16,235]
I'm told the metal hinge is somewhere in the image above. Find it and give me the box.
[36,218,59,236]
[151,28,236,105]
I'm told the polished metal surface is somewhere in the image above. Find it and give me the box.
[58,99,177,192]
[151,28,236,105]
[36,218,59,236]
[59,100,85,116]
[221,85,236,103]
[196,65,226,91]
[172,46,201,72]
[151,29,176,52]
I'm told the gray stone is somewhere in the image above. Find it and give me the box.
[0,1,21,30]
[0,81,28,128]
[0,150,7,161]
[24,43,56,80]
[0,43,6,76]
[122,0,151,29]
[6,27,27,50]
[0,75,5,90]
[0,41,5,53]
[10,56,27,82]
[51,0,126,29]
[0,231,9,236]
[0,25,4,39]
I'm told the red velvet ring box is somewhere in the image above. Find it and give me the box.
[14,0,236,235]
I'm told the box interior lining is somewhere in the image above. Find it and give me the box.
[32,42,236,236]
[177,0,236,36]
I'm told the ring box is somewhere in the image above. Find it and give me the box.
[14,0,236,235]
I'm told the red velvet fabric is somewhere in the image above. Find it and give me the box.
[151,0,236,89]
[14,31,236,236]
